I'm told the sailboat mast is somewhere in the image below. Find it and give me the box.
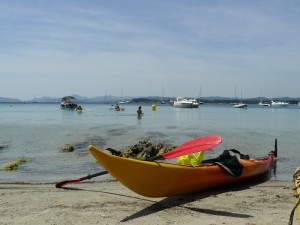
[235,85,237,102]
[198,86,201,102]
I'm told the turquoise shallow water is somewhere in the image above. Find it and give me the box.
[0,103,299,183]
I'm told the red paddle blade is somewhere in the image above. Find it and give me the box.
[161,135,222,159]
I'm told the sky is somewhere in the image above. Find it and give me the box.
[1,0,300,100]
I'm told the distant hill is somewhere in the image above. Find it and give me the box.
[1,95,300,104]
[29,94,137,104]
[0,97,22,103]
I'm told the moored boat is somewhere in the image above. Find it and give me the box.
[233,89,247,108]
[233,103,247,108]
[118,100,131,104]
[258,101,271,107]
[173,97,194,108]
[60,96,78,110]
[88,144,276,198]
[189,99,199,108]
[271,100,289,107]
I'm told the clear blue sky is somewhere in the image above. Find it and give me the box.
[1,0,300,100]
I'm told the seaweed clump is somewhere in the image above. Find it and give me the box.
[63,144,74,152]
[1,158,30,171]
[108,140,176,160]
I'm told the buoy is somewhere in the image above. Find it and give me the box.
[152,104,156,111]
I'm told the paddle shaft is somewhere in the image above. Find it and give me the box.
[55,171,108,188]
[55,154,162,188]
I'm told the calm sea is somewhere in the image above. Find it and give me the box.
[0,103,299,183]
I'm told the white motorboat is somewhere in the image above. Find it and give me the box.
[173,97,194,108]
[60,96,78,110]
[188,99,199,108]
[271,100,289,107]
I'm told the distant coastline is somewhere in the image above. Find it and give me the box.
[1,95,300,105]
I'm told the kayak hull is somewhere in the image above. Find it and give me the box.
[88,145,275,197]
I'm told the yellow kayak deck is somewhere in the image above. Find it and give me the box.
[88,145,274,197]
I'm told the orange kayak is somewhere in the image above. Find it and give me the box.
[88,145,276,197]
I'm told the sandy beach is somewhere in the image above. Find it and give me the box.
[0,175,297,225]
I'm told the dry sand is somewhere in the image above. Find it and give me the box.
[0,177,297,225]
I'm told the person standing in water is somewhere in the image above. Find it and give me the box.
[115,104,120,111]
[137,106,143,116]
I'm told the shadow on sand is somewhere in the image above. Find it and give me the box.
[61,171,274,222]
[120,174,272,222]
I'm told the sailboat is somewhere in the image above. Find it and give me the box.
[198,86,204,105]
[233,89,247,108]
[258,101,271,107]
[258,89,270,107]
[230,85,239,105]
[118,87,130,104]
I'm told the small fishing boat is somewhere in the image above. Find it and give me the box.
[88,142,277,198]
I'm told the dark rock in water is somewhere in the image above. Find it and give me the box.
[62,136,107,155]
[0,145,7,150]
[63,144,74,152]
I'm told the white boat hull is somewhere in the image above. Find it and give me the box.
[173,102,194,108]
[271,101,289,107]
[233,103,247,108]
[173,97,194,108]
[259,102,271,107]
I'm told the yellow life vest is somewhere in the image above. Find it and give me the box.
[176,151,204,166]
